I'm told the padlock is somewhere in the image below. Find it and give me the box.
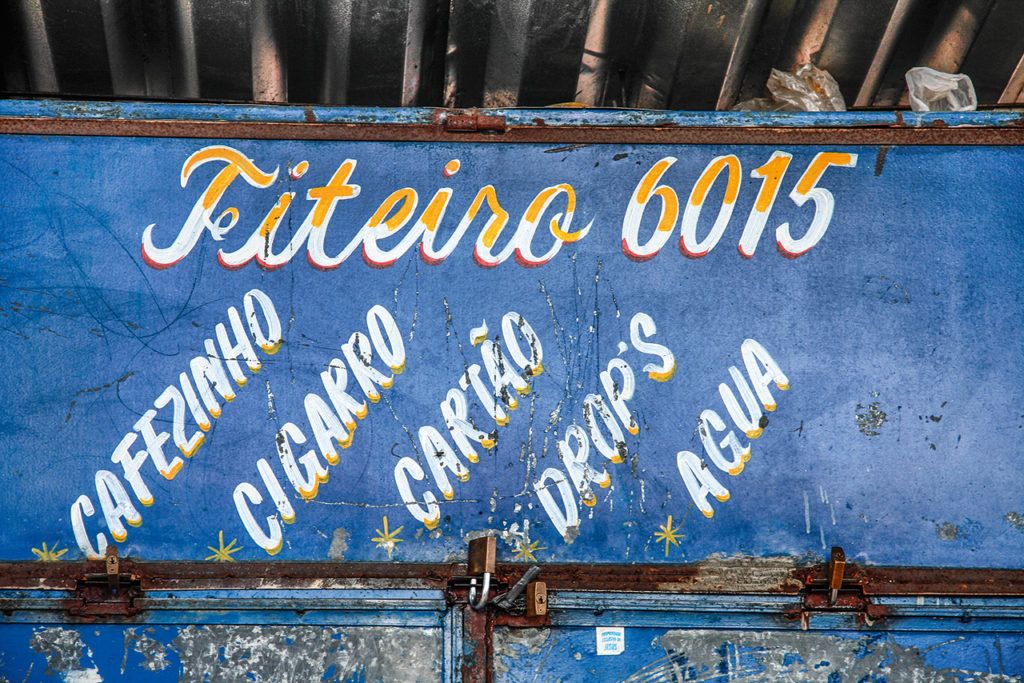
[526,580,547,617]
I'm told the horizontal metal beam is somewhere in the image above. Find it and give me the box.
[2,560,1023,597]
[0,112,1021,145]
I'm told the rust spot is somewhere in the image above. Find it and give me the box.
[303,106,316,123]
[936,522,959,541]
[874,145,890,176]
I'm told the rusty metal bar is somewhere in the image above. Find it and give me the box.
[320,0,354,105]
[998,52,1024,104]
[14,0,58,93]
[401,0,431,106]
[916,0,994,75]
[442,0,460,108]
[461,604,490,683]
[715,0,771,111]
[777,0,841,71]
[3,560,1024,597]
[98,0,147,97]
[0,115,1020,145]
[896,0,995,107]
[854,0,918,108]
[251,0,287,103]
[575,0,613,106]
[481,0,533,107]
[171,0,199,99]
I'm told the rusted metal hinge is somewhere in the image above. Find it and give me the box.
[436,110,508,134]
[65,546,143,618]
[786,546,887,629]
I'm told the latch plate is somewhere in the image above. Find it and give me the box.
[786,546,887,628]
[66,546,142,617]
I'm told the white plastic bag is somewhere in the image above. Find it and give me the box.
[767,64,846,112]
[732,64,846,112]
[905,67,977,112]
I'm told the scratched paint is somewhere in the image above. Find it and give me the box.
[0,125,1022,569]
[2,624,440,682]
[494,627,1024,682]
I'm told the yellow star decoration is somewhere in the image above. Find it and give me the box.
[205,531,243,562]
[31,541,68,562]
[654,515,682,557]
[372,516,404,560]
[513,539,546,562]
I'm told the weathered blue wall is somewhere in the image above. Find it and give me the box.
[1,109,1022,568]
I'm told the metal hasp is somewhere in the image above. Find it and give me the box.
[829,545,846,605]
[451,539,549,682]
[66,546,142,618]
[492,566,542,611]
[787,545,887,630]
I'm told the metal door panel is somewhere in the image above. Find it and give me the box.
[0,588,451,682]
[494,626,1024,682]
[494,591,1024,681]
[1,623,444,682]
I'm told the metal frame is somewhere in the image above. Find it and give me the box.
[0,99,1021,145]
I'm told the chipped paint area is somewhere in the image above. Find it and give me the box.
[329,527,351,560]
[173,625,439,683]
[655,554,803,593]
[123,628,170,672]
[855,401,888,436]
[493,628,550,679]
[29,627,102,681]
[633,630,1022,682]
[493,625,1024,682]
[16,625,440,682]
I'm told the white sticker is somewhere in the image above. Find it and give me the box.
[596,626,625,656]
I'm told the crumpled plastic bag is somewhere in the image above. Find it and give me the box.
[731,97,791,112]
[733,63,846,112]
[904,67,977,112]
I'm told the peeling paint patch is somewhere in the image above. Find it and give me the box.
[1006,512,1024,531]
[855,402,887,436]
[29,627,101,681]
[626,630,1022,682]
[328,527,350,560]
[658,554,803,593]
[123,627,170,672]
[494,628,551,679]
[172,625,439,683]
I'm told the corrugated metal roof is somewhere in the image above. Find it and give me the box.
[2,0,1023,109]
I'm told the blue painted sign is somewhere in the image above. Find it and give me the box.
[2,127,1022,566]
